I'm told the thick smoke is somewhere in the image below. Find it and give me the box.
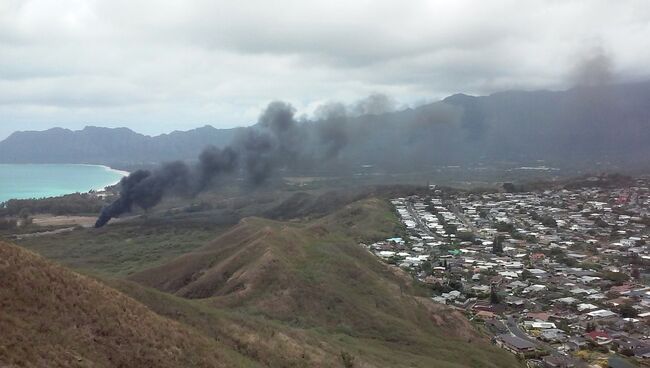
[352,93,397,116]
[313,102,349,157]
[94,93,463,227]
[571,46,614,87]
[95,101,347,227]
[95,147,238,227]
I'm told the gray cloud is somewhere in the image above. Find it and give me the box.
[1,0,650,139]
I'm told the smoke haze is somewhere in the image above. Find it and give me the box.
[571,46,615,87]
[95,98,363,227]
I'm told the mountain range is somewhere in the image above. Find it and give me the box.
[1,81,649,171]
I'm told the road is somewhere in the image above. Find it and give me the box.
[505,316,568,359]
[505,316,537,344]
[447,203,478,233]
[404,201,443,241]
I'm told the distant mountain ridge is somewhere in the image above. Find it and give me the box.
[2,81,649,170]
[0,125,241,166]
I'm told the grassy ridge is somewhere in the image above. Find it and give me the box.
[128,199,521,367]
[0,241,257,368]
[7,196,522,367]
[13,217,232,277]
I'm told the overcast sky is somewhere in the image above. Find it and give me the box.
[1,0,649,139]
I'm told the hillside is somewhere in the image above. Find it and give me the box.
[128,199,521,367]
[2,81,650,170]
[0,241,256,368]
[6,196,522,367]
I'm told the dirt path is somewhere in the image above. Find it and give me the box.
[31,215,97,228]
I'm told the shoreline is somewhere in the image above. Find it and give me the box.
[95,164,129,191]
[0,163,129,202]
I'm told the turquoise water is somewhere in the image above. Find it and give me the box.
[0,164,127,203]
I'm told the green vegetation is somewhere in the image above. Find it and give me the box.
[0,217,17,230]
[617,303,638,318]
[600,270,630,285]
[492,235,504,254]
[6,196,522,367]
[0,192,112,216]
[13,217,232,277]
[495,221,514,233]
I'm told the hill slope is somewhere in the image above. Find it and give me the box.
[129,199,521,368]
[0,241,256,368]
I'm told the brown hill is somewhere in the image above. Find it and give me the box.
[130,199,521,368]
[0,241,256,368]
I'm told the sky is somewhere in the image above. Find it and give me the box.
[1,0,650,140]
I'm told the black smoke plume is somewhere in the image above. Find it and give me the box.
[95,147,238,228]
[95,101,347,227]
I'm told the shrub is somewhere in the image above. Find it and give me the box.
[0,217,17,230]
[340,351,355,368]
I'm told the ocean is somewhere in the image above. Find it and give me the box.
[0,164,127,203]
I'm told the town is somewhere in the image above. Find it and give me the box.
[369,176,650,368]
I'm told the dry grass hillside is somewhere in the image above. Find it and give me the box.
[3,197,523,368]
[128,199,522,368]
[0,241,257,368]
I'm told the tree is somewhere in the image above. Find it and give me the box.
[444,224,457,235]
[492,235,504,255]
[539,215,557,228]
[420,261,432,275]
[618,304,637,318]
[601,271,629,285]
[448,277,463,291]
[490,284,500,304]
[495,221,514,233]
[558,255,578,267]
[457,231,475,242]
[0,217,17,230]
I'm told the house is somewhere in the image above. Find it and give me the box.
[531,253,546,262]
[543,355,576,368]
[496,334,536,355]
[608,356,636,368]
[505,296,526,308]
[476,310,496,319]
[587,309,617,319]
[577,303,598,312]
[524,321,557,330]
[540,329,567,343]
[565,337,588,351]
[585,330,612,345]
[633,345,650,359]
[527,312,551,321]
